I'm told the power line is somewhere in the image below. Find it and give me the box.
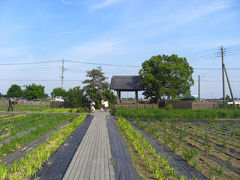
[65,60,141,68]
[0,79,83,82]
[0,60,60,66]
[193,79,240,82]
[194,67,240,70]
[0,59,141,68]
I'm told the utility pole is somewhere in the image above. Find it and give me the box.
[198,75,200,101]
[61,58,64,89]
[224,65,236,109]
[221,46,225,107]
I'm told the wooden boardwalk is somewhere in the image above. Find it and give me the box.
[63,110,115,180]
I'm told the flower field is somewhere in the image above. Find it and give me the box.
[0,112,86,179]
[114,108,240,180]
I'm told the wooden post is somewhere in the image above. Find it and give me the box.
[221,46,225,107]
[198,75,200,101]
[224,65,236,109]
[117,91,121,104]
[135,91,138,108]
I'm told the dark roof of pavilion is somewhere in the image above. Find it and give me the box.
[110,76,144,91]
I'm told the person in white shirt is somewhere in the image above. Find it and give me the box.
[90,101,95,112]
[101,99,105,111]
[104,100,109,112]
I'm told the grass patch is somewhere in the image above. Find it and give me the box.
[0,104,49,112]
[44,107,89,113]
[113,108,240,120]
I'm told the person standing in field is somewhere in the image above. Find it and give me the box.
[8,98,14,111]
[104,99,109,112]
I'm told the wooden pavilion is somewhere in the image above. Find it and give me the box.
[110,76,144,105]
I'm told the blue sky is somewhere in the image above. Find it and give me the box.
[0,0,240,98]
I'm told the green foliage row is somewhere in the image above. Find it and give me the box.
[0,114,24,124]
[0,113,75,158]
[0,104,50,112]
[0,114,39,131]
[113,108,240,120]
[118,118,180,180]
[0,114,86,179]
[134,119,230,179]
[0,114,64,142]
[44,107,89,113]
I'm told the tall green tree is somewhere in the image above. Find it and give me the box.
[83,67,116,108]
[139,54,194,104]
[23,84,45,100]
[51,87,67,98]
[7,84,23,98]
[67,86,87,108]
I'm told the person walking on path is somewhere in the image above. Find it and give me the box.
[90,101,96,112]
[104,100,109,112]
[8,98,14,111]
[101,99,105,111]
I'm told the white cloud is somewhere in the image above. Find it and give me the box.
[169,0,231,25]
[90,0,123,11]
[124,0,232,39]
[58,30,85,36]
[60,0,72,5]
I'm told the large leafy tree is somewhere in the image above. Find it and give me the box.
[139,54,194,104]
[23,84,45,100]
[7,84,23,98]
[83,67,116,108]
[51,87,67,98]
[67,86,87,108]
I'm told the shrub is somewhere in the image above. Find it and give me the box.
[111,108,117,115]
[165,104,173,110]
[217,111,227,118]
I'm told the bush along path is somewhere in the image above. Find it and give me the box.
[107,116,141,180]
[0,114,87,179]
[129,120,208,180]
[32,114,93,180]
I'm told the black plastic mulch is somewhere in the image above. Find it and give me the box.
[131,122,209,180]
[107,116,141,180]
[32,114,93,180]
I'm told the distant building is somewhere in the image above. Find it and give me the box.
[110,76,144,104]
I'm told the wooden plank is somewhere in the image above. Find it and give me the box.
[75,126,96,179]
[64,123,95,179]
[63,111,115,180]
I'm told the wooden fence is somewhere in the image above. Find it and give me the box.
[114,103,159,108]
[114,101,219,109]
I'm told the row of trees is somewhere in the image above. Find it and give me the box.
[4,54,195,107]
[7,84,47,100]
[5,67,116,108]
